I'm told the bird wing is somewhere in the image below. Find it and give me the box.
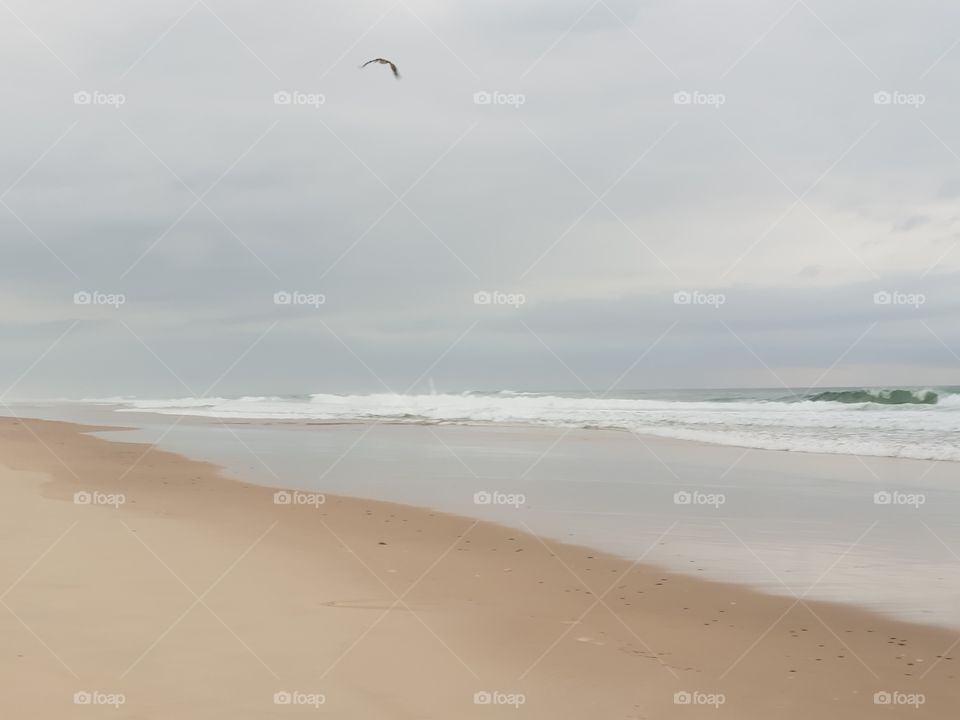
[360,58,400,78]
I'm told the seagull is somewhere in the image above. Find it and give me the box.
[361,58,400,79]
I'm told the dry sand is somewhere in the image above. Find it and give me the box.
[0,416,956,718]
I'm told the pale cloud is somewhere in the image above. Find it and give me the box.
[2,0,959,397]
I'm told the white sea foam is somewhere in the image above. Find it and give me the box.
[109,390,960,462]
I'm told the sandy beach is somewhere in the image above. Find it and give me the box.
[0,416,957,718]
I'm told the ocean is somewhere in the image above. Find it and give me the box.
[92,385,960,462]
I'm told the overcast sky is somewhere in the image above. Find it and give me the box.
[2,0,959,398]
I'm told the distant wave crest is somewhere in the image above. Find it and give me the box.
[806,388,940,405]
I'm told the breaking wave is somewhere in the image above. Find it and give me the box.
[101,387,960,463]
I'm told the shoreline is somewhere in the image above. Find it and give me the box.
[106,411,960,464]
[1,416,957,717]
[6,404,960,627]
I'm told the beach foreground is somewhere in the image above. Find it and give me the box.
[0,417,956,718]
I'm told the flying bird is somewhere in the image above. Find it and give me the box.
[361,58,400,79]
